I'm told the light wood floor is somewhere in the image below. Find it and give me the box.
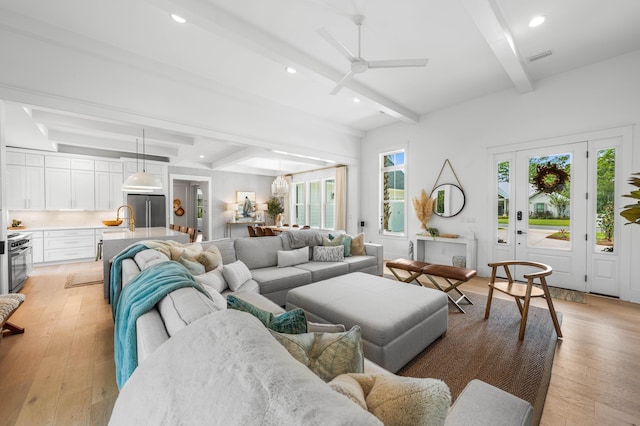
[1,262,639,426]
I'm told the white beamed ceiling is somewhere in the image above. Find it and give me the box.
[1,0,639,175]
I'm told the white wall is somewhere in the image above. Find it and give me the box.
[169,166,273,240]
[361,50,640,300]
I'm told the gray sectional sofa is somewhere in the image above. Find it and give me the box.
[120,231,383,306]
[112,272,534,426]
[110,231,533,425]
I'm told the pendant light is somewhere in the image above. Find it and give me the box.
[122,129,163,192]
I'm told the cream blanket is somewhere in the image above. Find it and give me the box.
[109,310,381,426]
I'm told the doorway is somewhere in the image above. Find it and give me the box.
[169,174,212,241]
[491,128,630,298]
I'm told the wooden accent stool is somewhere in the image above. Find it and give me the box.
[485,260,563,340]
[0,293,26,338]
[386,259,477,313]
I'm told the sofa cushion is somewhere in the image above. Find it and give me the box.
[157,287,220,337]
[277,246,309,268]
[294,261,349,282]
[193,269,228,293]
[134,249,169,270]
[227,295,308,334]
[269,325,364,382]
[169,244,203,261]
[329,374,451,426]
[222,260,253,292]
[203,239,236,265]
[235,236,284,269]
[313,245,344,262]
[343,255,378,273]
[249,266,312,295]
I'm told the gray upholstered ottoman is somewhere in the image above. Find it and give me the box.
[286,272,448,373]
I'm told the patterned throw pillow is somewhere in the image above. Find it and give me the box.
[329,374,451,426]
[349,233,366,256]
[227,295,308,334]
[270,326,364,382]
[324,234,352,257]
[313,245,344,262]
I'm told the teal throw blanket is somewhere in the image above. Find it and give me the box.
[114,261,211,389]
[110,243,148,318]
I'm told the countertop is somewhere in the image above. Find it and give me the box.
[101,227,185,241]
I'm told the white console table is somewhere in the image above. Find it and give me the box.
[416,235,477,270]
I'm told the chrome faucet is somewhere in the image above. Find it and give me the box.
[117,205,135,232]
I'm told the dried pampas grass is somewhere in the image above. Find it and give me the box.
[412,189,436,230]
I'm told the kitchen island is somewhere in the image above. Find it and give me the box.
[102,227,189,300]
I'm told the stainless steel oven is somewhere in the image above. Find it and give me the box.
[7,233,33,293]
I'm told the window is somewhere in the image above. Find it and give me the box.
[595,147,615,252]
[309,180,321,228]
[324,179,335,229]
[294,183,305,225]
[381,150,405,235]
[291,177,336,229]
[497,160,509,244]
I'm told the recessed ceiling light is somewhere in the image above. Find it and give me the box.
[528,15,546,28]
[285,66,297,74]
[199,155,204,159]
[171,14,186,24]
[353,98,360,103]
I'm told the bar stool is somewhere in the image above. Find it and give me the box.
[95,238,103,261]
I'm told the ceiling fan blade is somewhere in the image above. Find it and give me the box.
[318,27,356,61]
[330,71,356,95]
[367,58,429,69]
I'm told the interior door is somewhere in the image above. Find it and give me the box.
[514,143,588,291]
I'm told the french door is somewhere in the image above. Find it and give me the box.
[514,143,588,291]
[493,137,621,296]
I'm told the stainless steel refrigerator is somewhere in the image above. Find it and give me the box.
[127,194,166,228]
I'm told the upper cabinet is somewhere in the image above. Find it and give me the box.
[5,152,45,209]
[95,161,124,210]
[45,156,95,209]
[6,149,165,211]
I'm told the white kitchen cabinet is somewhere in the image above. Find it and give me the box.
[95,161,124,210]
[31,231,44,264]
[6,153,45,209]
[72,169,95,209]
[45,168,72,209]
[43,229,95,262]
[44,155,95,209]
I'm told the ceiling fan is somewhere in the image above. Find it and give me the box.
[319,14,429,95]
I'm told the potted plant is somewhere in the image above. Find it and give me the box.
[620,172,640,225]
[266,197,284,226]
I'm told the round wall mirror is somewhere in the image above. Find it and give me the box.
[431,184,465,217]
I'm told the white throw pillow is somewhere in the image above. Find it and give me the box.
[194,269,228,293]
[277,247,309,268]
[201,285,228,311]
[222,260,253,292]
[134,249,169,270]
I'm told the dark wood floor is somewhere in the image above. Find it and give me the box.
[0,261,639,425]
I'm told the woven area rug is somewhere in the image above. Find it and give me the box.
[398,293,561,425]
[64,268,103,289]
